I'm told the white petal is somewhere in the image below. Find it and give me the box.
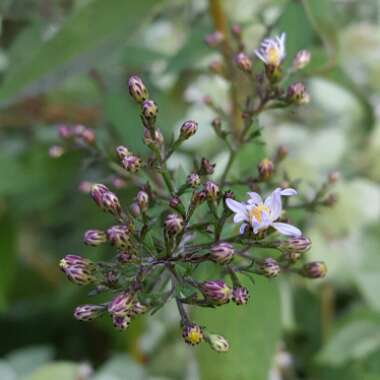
[265,189,282,221]
[272,222,302,237]
[254,49,266,63]
[234,213,248,223]
[226,198,247,214]
[280,188,297,197]
[247,192,263,205]
[239,223,248,234]
[260,211,272,229]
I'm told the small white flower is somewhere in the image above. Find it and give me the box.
[225,187,301,237]
[255,33,286,67]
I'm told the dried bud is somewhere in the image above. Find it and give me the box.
[192,190,207,205]
[275,145,288,161]
[112,315,131,330]
[142,99,158,121]
[204,180,220,200]
[164,213,184,236]
[84,229,107,247]
[107,225,131,250]
[128,75,149,104]
[257,159,274,181]
[116,145,129,160]
[235,52,252,73]
[292,50,311,70]
[101,191,122,217]
[143,127,164,147]
[186,173,201,189]
[301,261,327,279]
[258,258,280,278]
[182,324,203,345]
[60,255,96,285]
[278,236,311,253]
[200,158,215,175]
[204,31,224,47]
[48,145,64,158]
[90,184,110,207]
[287,82,310,105]
[122,154,142,173]
[207,334,229,352]
[232,287,250,305]
[210,242,234,264]
[201,280,232,305]
[328,171,340,184]
[130,301,148,316]
[117,252,133,264]
[180,120,198,140]
[108,292,135,316]
[136,190,149,211]
[323,193,338,207]
[74,304,105,321]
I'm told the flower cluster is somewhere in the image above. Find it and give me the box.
[57,25,336,352]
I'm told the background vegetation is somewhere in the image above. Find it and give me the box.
[0,0,379,379]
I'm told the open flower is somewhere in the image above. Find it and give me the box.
[225,188,301,236]
[255,33,286,67]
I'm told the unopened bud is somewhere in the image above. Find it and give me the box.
[128,75,149,104]
[275,145,288,161]
[180,120,198,140]
[169,196,181,209]
[278,236,311,253]
[60,255,96,285]
[200,158,215,175]
[231,24,241,38]
[112,315,131,330]
[201,280,232,305]
[130,301,148,316]
[58,125,73,139]
[192,190,207,205]
[117,252,133,264]
[323,193,338,207]
[122,154,142,173]
[210,242,234,264]
[74,304,105,321]
[143,127,164,147]
[116,145,129,160]
[187,173,200,188]
[84,229,107,247]
[142,99,158,121]
[257,159,274,181]
[107,225,131,250]
[204,180,220,200]
[292,50,311,70]
[328,171,340,184]
[182,324,203,345]
[130,202,141,217]
[101,191,122,217]
[207,334,229,352]
[164,213,184,236]
[90,184,109,207]
[80,128,96,144]
[287,82,310,105]
[108,292,135,316]
[136,190,149,211]
[301,261,327,279]
[235,52,252,73]
[49,145,64,158]
[204,31,224,47]
[258,258,280,278]
[232,287,250,305]
[211,117,222,135]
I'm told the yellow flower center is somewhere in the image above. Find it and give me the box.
[249,203,270,223]
[187,328,203,345]
[267,46,281,66]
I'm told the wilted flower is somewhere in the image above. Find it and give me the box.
[182,324,203,345]
[74,304,106,321]
[226,188,302,236]
[232,287,249,305]
[210,242,234,264]
[201,280,232,305]
[255,33,286,67]
[83,229,107,246]
[207,334,229,352]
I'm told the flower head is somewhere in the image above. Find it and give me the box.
[225,188,301,236]
[255,33,286,67]
[182,324,203,345]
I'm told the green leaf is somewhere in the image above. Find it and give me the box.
[194,277,281,379]
[0,0,163,107]
[25,362,79,380]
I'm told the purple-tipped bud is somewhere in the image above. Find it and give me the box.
[107,225,131,250]
[48,145,64,158]
[136,190,149,211]
[287,82,310,105]
[142,99,158,121]
[79,128,96,144]
[117,251,133,264]
[192,190,207,205]
[278,236,311,253]
[143,127,164,147]
[235,52,252,73]
[204,31,224,47]
[301,261,327,279]
[207,334,230,352]
[128,75,149,104]
[180,120,198,140]
[210,242,234,264]
[116,145,129,160]
[84,229,107,246]
[108,292,135,316]
[187,173,201,188]
[164,213,184,236]
[60,255,96,285]
[130,202,141,217]
[90,184,110,207]
[328,171,340,184]
[283,251,301,263]
[122,154,142,173]
[201,280,232,305]
[169,196,181,209]
[232,287,250,305]
[204,180,220,200]
[275,145,288,161]
[112,315,131,330]
[130,301,148,316]
[258,158,274,181]
[292,50,311,70]
[258,258,280,278]
[200,158,216,175]
[100,191,122,217]
[74,304,105,321]
[182,324,203,345]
